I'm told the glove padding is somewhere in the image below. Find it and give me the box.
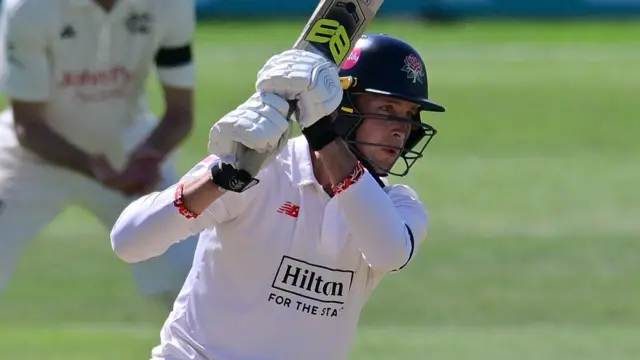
[256,49,343,129]
[208,91,294,176]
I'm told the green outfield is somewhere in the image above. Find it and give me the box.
[1,20,639,359]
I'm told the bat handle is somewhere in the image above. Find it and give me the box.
[235,99,299,177]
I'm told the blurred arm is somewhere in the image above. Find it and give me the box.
[12,101,97,177]
[135,0,196,159]
[134,86,193,159]
[0,1,97,178]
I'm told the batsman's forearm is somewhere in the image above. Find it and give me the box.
[110,173,222,263]
[181,172,226,214]
[15,121,94,177]
[138,109,193,158]
[315,139,359,185]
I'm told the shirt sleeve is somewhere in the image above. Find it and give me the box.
[385,184,429,271]
[154,0,195,88]
[110,154,260,263]
[335,172,429,273]
[0,0,51,101]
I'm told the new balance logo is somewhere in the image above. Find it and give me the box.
[277,201,299,218]
[60,25,75,39]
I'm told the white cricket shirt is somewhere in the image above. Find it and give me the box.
[111,136,429,360]
[0,0,195,169]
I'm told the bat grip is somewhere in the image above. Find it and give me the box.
[235,99,299,177]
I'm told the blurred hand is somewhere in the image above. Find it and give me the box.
[89,155,126,192]
[89,150,162,197]
[117,148,164,196]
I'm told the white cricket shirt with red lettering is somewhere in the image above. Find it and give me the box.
[0,0,195,168]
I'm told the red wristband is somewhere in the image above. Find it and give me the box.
[332,161,365,195]
[173,183,199,219]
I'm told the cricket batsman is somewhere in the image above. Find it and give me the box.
[111,34,446,360]
[0,0,200,307]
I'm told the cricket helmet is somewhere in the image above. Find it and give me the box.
[333,33,445,177]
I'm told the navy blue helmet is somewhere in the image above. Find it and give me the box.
[332,33,445,177]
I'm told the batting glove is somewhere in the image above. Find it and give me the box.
[256,49,343,130]
[208,91,293,176]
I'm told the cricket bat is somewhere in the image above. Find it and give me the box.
[236,0,385,177]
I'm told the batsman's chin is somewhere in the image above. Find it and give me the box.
[372,149,400,169]
[369,160,393,175]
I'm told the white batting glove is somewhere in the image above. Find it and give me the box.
[256,49,343,129]
[208,92,293,173]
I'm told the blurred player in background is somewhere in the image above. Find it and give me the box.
[0,0,199,307]
[110,34,445,360]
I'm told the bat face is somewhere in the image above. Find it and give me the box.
[303,2,365,66]
[296,0,385,68]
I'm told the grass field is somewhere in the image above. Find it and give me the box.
[1,20,639,359]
